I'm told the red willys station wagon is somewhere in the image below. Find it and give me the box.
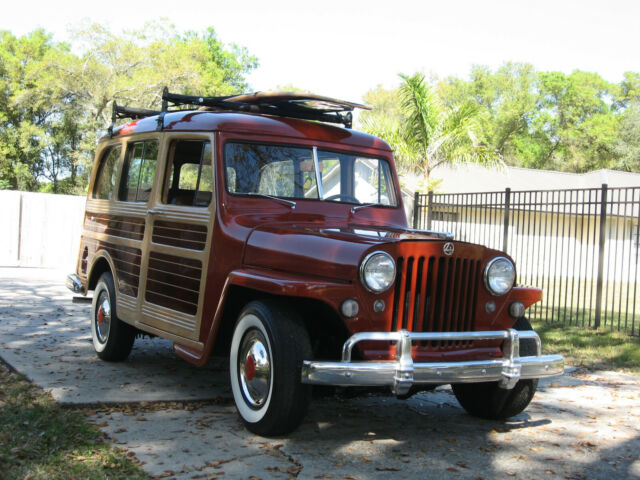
[67,89,564,436]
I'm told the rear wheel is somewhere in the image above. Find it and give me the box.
[452,317,539,419]
[230,300,312,436]
[91,272,136,361]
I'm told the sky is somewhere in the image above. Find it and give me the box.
[3,0,640,102]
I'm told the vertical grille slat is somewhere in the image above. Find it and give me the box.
[442,257,456,332]
[423,257,436,332]
[392,252,481,350]
[464,260,479,332]
[413,257,426,331]
[391,257,404,332]
[433,257,447,332]
[402,257,416,329]
[457,259,469,330]
[450,258,462,333]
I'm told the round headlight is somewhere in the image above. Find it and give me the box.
[484,257,515,296]
[360,251,396,293]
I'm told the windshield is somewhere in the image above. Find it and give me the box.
[224,142,398,207]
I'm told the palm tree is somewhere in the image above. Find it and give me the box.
[362,73,501,190]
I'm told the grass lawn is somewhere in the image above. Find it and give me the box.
[0,361,147,480]
[533,320,640,374]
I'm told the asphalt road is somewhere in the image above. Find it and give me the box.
[1,267,639,479]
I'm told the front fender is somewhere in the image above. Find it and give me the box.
[510,286,543,309]
[174,267,355,367]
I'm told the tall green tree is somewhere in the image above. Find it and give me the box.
[534,70,617,172]
[0,29,75,191]
[57,21,259,187]
[438,63,542,168]
[614,106,640,171]
[0,22,258,194]
[362,73,501,189]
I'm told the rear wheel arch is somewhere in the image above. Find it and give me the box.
[87,254,116,292]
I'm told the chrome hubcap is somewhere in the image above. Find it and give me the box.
[95,292,111,344]
[238,329,271,408]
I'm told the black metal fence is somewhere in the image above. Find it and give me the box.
[413,184,640,335]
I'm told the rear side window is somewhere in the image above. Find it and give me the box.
[119,141,158,202]
[93,145,121,200]
[164,140,213,207]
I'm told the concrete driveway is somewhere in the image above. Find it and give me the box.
[1,267,639,479]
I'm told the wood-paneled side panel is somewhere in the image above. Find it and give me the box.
[152,220,207,250]
[84,213,146,241]
[145,252,202,315]
[83,237,142,297]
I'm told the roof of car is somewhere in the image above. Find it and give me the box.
[103,110,392,152]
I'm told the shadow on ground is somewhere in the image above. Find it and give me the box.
[1,268,639,479]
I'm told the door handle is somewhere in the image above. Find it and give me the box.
[147,209,158,215]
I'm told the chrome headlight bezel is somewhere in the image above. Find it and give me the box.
[359,251,396,293]
[483,256,516,296]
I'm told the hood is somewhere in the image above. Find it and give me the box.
[243,223,448,281]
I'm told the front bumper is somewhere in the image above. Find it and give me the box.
[301,329,564,395]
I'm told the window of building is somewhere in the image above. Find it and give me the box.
[432,210,458,222]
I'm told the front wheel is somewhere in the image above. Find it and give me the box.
[452,317,539,419]
[230,300,312,436]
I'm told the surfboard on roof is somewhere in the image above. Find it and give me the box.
[226,91,372,112]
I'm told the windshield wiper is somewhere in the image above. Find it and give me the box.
[350,203,381,214]
[244,192,296,209]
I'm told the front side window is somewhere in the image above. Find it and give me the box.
[119,141,158,202]
[93,145,121,200]
[164,140,213,207]
[224,142,398,207]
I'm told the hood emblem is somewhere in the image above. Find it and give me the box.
[443,242,454,256]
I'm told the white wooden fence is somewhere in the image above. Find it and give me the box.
[0,191,86,270]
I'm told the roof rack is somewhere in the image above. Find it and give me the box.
[108,87,370,136]
[107,102,161,137]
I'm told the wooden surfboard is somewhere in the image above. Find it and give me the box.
[226,91,372,112]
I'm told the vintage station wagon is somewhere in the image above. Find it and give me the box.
[67,89,563,436]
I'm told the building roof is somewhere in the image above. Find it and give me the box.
[418,163,640,193]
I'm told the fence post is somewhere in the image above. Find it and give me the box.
[413,191,420,229]
[502,188,511,253]
[427,191,434,230]
[594,183,608,329]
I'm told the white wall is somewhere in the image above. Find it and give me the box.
[0,191,86,270]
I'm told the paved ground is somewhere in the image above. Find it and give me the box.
[1,267,639,480]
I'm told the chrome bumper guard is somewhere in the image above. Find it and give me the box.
[301,329,564,396]
[66,274,83,293]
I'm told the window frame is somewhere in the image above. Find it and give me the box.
[162,138,214,208]
[118,139,160,203]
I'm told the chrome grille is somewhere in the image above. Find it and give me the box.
[391,255,481,346]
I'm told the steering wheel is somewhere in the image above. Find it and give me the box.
[324,194,360,204]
